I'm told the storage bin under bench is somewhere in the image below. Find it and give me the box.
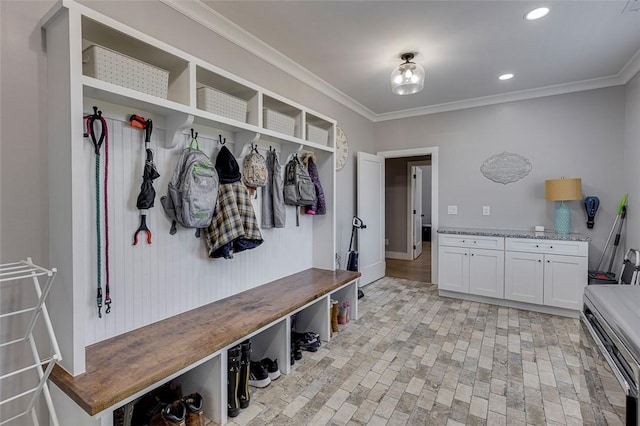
[48,268,360,424]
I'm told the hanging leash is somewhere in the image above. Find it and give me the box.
[84,106,111,317]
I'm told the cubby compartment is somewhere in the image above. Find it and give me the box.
[262,95,303,140]
[196,66,259,126]
[291,297,330,343]
[244,319,289,377]
[330,280,359,327]
[172,355,223,425]
[304,112,334,147]
[81,16,190,106]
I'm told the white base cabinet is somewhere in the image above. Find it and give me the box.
[543,253,588,310]
[438,233,589,315]
[438,235,504,298]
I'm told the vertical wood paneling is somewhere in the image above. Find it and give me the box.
[84,119,316,346]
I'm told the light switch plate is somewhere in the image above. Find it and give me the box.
[483,206,490,216]
[447,205,458,215]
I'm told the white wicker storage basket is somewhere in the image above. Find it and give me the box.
[264,109,295,136]
[197,86,247,123]
[82,45,169,99]
[306,124,329,145]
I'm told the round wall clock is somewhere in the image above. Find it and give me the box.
[335,126,349,171]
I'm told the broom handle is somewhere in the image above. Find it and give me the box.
[595,215,618,271]
[595,194,627,271]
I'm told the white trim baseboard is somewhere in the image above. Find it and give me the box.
[385,251,412,260]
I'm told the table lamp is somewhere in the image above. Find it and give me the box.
[545,177,582,235]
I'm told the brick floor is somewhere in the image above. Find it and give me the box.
[222,277,626,425]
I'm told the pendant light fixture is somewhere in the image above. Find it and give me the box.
[390,52,425,95]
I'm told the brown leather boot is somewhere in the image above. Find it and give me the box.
[331,299,339,333]
[149,401,186,426]
[182,393,204,426]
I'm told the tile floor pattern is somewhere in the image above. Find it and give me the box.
[222,277,626,425]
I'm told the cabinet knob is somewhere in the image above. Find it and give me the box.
[538,259,541,262]
[471,253,474,256]
[550,246,553,249]
[464,253,467,256]
[547,260,550,263]
[536,244,539,248]
[473,241,477,244]
[462,240,465,243]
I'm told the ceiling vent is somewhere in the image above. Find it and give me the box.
[623,0,640,13]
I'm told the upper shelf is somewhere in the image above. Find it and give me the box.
[61,2,336,152]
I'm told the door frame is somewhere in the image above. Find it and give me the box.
[407,161,430,260]
[377,147,439,284]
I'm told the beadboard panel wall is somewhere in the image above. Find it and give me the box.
[83,118,313,346]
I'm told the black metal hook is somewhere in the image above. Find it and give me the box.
[191,128,198,140]
[219,134,226,145]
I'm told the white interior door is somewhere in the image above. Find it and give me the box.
[412,166,423,259]
[357,152,385,286]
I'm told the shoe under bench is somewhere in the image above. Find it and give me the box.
[48,268,361,425]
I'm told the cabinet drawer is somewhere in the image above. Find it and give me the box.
[439,234,504,250]
[505,238,587,257]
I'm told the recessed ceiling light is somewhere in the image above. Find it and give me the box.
[499,73,514,81]
[525,7,550,20]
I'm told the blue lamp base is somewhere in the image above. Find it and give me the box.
[555,201,571,235]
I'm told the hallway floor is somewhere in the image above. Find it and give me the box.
[225,277,624,425]
[385,242,431,282]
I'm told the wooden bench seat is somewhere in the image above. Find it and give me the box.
[49,268,360,416]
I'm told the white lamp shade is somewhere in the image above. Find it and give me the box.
[391,60,425,95]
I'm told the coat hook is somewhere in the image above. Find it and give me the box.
[191,128,198,140]
[219,134,226,145]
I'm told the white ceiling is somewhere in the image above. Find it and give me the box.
[195,1,640,120]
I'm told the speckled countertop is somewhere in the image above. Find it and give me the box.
[437,227,591,242]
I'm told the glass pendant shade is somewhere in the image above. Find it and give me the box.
[391,53,425,95]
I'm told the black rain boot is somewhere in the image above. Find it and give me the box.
[227,345,241,418]
[238,339,251,409]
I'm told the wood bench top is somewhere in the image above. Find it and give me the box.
[49,268,360,416]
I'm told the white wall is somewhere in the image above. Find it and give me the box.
[0,2,57,423]
[624,72,640,252]
[374,88,627,267]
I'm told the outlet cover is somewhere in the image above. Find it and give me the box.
[483,206,490,216]
[447,205,458,215]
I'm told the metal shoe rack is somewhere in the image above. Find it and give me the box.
[0,258,60,426]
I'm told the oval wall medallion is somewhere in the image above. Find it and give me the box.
[480,152,532,184]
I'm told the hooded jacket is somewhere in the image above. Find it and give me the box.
[204,146,263,258]
[301,152,326,215]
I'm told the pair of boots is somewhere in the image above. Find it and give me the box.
[228,340,251,418]
[148,393,204,426]
[330,299,340,335]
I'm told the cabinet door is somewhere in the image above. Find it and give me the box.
[438,246,470,293]
[505,251,544,304]
[469,249,504,299]
[543,254,588,310]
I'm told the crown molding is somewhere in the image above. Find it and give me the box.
[159,0,377,122]
[372,74,626,122]
[160,0,639,124]
[620,47,640,84]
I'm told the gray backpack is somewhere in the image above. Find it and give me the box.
[161,138,218,236]
[284,154,316,225]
